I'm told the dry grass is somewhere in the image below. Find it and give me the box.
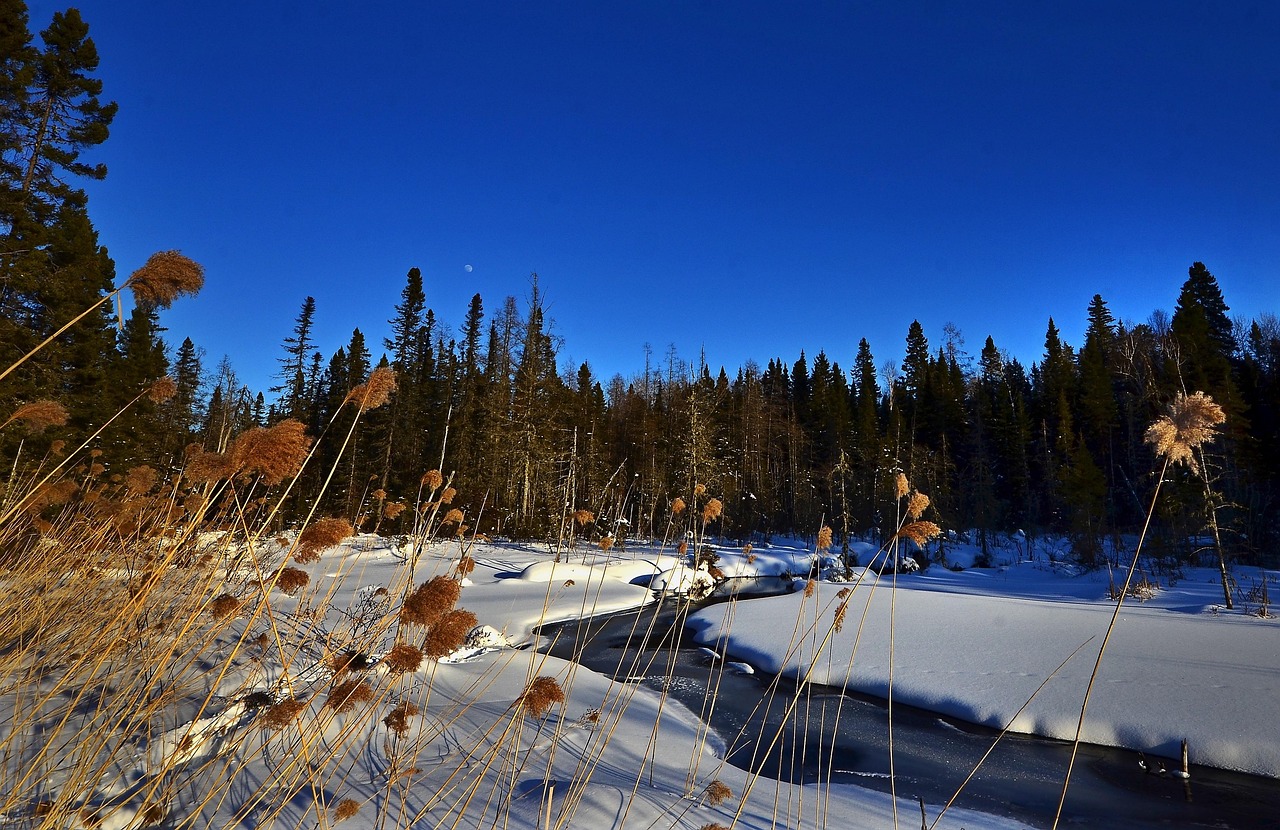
[126,250,205,308]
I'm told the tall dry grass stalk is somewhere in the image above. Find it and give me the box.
[1051,390,1225,830]
[0,251,203,386]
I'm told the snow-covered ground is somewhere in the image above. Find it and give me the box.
[689,539,1280,778]
[12,531,1276,829]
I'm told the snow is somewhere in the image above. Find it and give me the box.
[688,543,1280,778]
[11,531,1277,829]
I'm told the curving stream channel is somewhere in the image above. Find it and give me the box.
[538,595,1280,830]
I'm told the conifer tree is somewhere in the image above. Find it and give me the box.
[273,296,316,421]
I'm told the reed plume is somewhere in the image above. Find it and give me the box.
[423,608,477,659]
[295,517,354,563]
[126,250,205,308]
[1,400,67,432]
[1145,390,1226,473]
[327,679,375,714]
[383,701,421,737]
[229,419,312,485]
[703,780,733,806]
[400,576,460,628]
[516,676,565,718]
[345,366,397,411]
[382,643,425,674]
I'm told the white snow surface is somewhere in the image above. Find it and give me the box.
[689,543,1280,778]
[22,532,1278,829]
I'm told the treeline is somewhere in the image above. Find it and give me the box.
[227,265,1274,568]
[2,3,1278,566]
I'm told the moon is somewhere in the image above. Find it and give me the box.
[464,264,473,273]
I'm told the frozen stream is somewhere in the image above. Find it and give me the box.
[538,597,1280,830]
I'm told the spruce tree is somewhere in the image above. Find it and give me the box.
[273,296,316,421]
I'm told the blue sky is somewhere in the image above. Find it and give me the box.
[29,1,1280,394]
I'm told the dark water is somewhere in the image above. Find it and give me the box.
[538,598,1280,830]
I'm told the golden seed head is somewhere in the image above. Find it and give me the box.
[260,697,307,729]
[229,419,312,485]
[599,534,615,552]
[147,376,177,403]
[701,498,723,524]
[895,520,942,548]
[400,575,461,628]
[906,491,930,520]
[383,643,425,674]
[383,501,406,519]
[833,598,849,633]
[517,676,565,718]
[422,469,444,490]
[671,497,686,515]
[295,517,354,562]
[442,507,465,526]
[273,566,310,596]
[816,525,833,552]
[803,578,816,598]
[440,486,457,504]
[1145,391,1226,472]
[424,608,477,658]
[334,799,361,822]
[573,509,595,526]
[382,700,421,736]
[694,483,707,496]
[326,679,374,714]
[704,780,733,806]
[894,472,910,499]
[123,465,157,494]
[127,250,205,308]
[3,400,68,432]
[345,366,397,411]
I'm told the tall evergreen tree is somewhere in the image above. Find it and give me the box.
[272,296,316,421]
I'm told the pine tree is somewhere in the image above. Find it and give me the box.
[273,296,316,421]
[1171,262,1236,403]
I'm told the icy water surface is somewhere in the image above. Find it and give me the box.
[539,598,1280,830]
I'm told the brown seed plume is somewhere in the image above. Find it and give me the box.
[334,799,361,822]
[422,469,444,490]
[345,366,397,411]
[326,679,374,713]
[273,566,310,596]
[400,575,461,628]
[261,697,307,729]
[816,525,833,552]
[295,517,354,563]
[516,676,565,718]
[894,472,910,499]
[895,520,942,548]
[383,700,421,736]
[2,400,67,432]
[701,498,723,524]
[1145,391,1226,473]
[127,251,205,308]
[704,780,733,806]
[423,608,477,659]
[123,465,158,494]
[671,497,686,515]
[906,491,930,520]
[147,376,177,403]
[382,643,425,674]
[229,419,311,485]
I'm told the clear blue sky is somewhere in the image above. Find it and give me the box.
[30,1,1280,394]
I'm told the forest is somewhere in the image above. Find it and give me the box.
[3,3,1279,570]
